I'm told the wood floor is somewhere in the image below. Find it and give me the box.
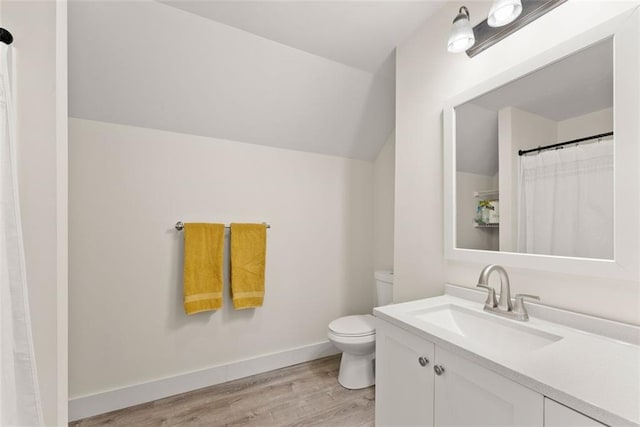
[70,355,375,427]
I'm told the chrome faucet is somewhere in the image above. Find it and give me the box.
[476,264,539,321]
[477,264,512,312]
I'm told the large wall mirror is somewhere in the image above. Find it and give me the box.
[456,38,613,259]
[443,9,639,280]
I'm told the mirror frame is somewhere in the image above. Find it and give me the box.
[443,9,639,281]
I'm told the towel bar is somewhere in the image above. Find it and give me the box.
[175,221,270,231]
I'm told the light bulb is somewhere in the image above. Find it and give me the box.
[494,5,515,23]
[488,0,522,27]
[451,38,472,52]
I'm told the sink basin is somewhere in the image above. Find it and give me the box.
[408,304,562,355]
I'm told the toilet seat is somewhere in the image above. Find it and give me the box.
[328,314,376,337]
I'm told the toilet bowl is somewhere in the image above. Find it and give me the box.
[327,270,394,389]
[328,315,376,389]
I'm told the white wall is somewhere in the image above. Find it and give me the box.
[69,118,374,398]
[395,1,640,324]
[0,1,68,424]
[557,107,613,142]
[455,102,499,176]
[373,132,395,272]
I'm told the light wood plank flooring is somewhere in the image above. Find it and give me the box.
[70,355,375,427]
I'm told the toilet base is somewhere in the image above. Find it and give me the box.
[337,351,375,389]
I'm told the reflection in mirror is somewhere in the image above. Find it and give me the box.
[455,38,613,259]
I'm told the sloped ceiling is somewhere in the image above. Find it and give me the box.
[69,1,444,160]
[471,38,613,121]
[159,1,446,79]
[456,38,612,175]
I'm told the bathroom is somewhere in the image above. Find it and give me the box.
[0,0,638,425]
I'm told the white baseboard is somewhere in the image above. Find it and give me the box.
[69,341,339,422]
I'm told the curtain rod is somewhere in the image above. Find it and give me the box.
[518,131,613,156]
[175,221,270,231]
[0,28,13,45]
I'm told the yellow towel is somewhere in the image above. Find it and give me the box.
[183,223,225,314]
[230,223,267,309]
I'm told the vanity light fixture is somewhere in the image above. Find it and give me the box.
[488,0,523,27]
[447,6,475,53]
[449,0,567,57]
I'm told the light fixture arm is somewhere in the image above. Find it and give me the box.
[454,6,471,23]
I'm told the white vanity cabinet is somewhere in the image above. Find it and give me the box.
[374,288,639,426]
[544,398,606,427]
[376,320,543,426]
[434,346,542,426]
[375,320,435,426]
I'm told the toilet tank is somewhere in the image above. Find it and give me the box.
[374,270,394,306]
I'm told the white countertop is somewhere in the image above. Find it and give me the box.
[374,285,640,427]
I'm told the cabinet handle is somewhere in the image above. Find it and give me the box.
[434,365,445,376]
[418,356,429,367]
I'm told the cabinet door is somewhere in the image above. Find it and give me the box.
[434,347,543,426]
[375,320,435,427]
[544,398,606,426]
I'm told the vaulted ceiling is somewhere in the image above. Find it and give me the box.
[69,1,445,160]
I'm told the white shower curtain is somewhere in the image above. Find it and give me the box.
[517,139,614,259]
[0,44,43,426]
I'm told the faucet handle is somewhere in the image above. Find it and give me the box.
[515,294,540,302]
[513,294,540,320]
[477,284,498,309]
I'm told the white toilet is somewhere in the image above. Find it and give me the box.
[327,270,394,389]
